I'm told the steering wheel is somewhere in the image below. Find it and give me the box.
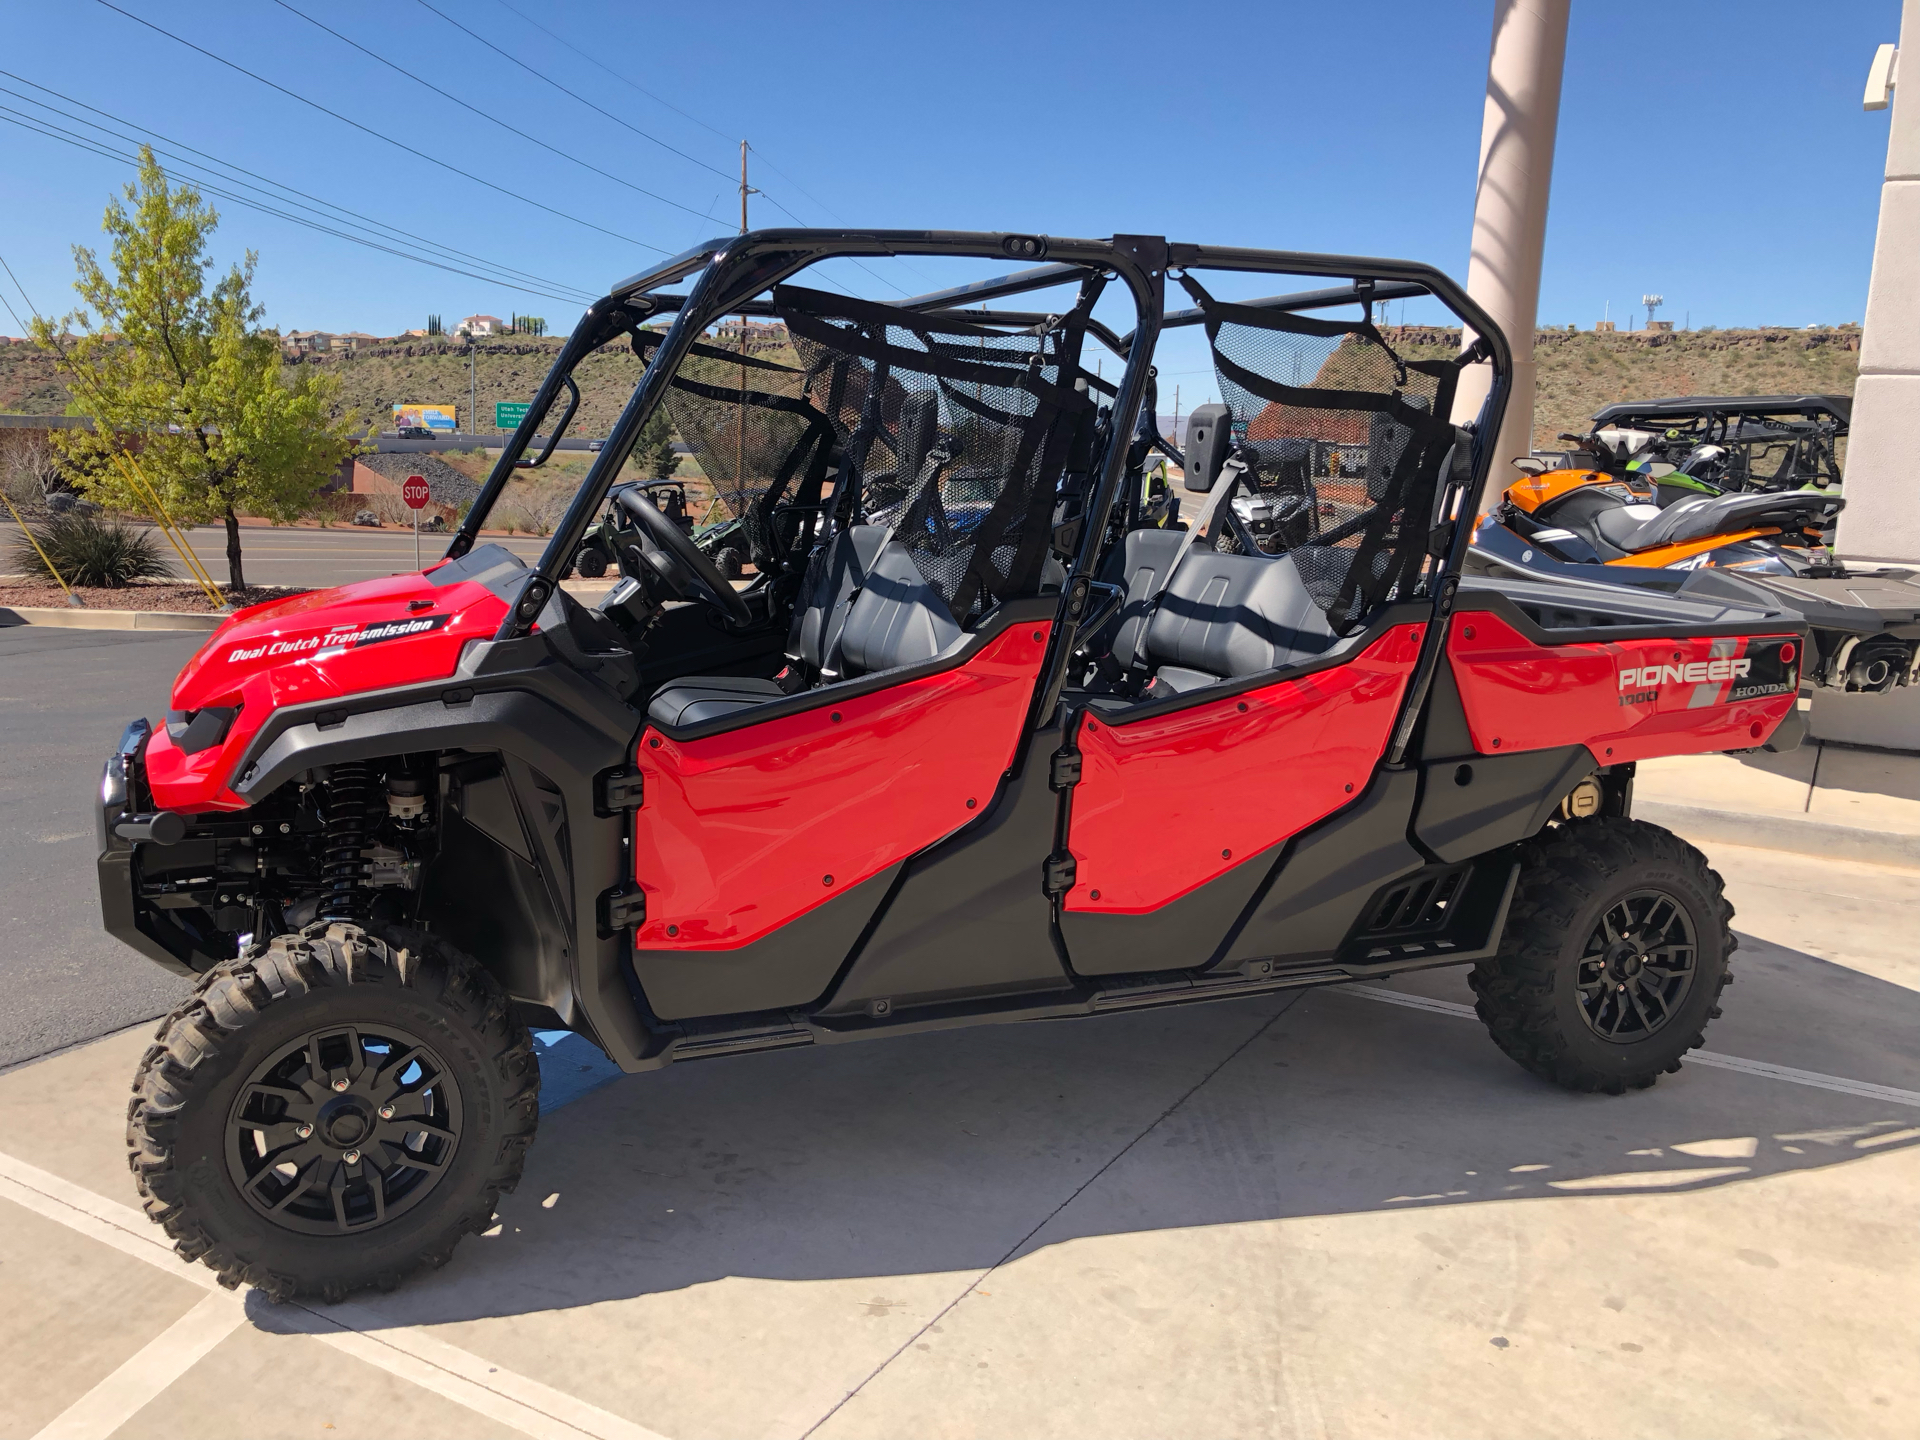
[613,486,752,626]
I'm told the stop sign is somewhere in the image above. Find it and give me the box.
[402,475,430,510]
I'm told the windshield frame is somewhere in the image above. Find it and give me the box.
[480,229,1169,641]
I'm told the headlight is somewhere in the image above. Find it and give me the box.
[101,752,127,808]
[102,717,152,808]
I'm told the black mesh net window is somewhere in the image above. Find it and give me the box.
[637,279,1099,625]
[776,285,1096,621]
[1183,274,1461,635]
[646,328,826,568]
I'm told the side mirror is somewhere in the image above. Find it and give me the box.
[1511,455,1549,477]
[1182,403,1233,493]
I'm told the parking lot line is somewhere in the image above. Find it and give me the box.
[30,1290,246,1440]
[1337,985,1920,1107]
[0,1149,670,1440]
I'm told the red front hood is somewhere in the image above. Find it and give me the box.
[149,564,514,811]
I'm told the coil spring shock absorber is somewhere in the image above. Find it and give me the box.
[318,762,376,921]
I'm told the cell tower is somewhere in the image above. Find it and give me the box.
[1642,293,1664,330]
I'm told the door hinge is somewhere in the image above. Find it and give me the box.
[598,886,646,933]
[1043,852,1077,896]
[596,768,644,815]
[1050,746,1082,790]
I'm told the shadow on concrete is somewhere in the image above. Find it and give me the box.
[347,935,1920,1331]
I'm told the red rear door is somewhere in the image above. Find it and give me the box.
[1061,623,1425,972]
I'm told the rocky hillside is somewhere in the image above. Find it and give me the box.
[1376,325,1859,447]
[2,326,1862,452]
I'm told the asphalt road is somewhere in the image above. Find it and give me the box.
[0,626,203,1068]
[4,521,550,590]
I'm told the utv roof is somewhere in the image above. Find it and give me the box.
[1590,395,1851,429]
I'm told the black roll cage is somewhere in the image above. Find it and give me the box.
[442,229,1511,744]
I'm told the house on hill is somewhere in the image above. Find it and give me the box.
[455,314,505,336]
[281,330,382,357]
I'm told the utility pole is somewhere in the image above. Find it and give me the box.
[467,340,476,442]
[735,140,757,508]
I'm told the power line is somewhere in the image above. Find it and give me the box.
[0,251,42,319]
[92,1,671,255]
[458,0,925,297]
[0,73,595,302]
[430,2,936,299]
[0,260,31,333]
[408,2,899,301]
[0,110,594,304]
[414,0,737,185]
[478,0,912,260]
[490,0,734,145]
[267,1,725,228]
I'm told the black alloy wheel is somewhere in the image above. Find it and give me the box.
[1575,889,1697,1042]
[227,1023,462,1236]
[130,923,538,1300]
[1470,817,1734,1094]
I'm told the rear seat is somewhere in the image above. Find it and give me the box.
[1091,528,1343,700]
[645,527,964,730]
[1140,549,1340,692]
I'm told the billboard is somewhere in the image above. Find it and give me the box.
[393,403,458,432]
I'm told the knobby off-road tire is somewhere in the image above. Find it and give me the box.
[1470,817,1734,1094]
[127,923,539,1301]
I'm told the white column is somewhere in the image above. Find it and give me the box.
[1813,3,1920,750]
[1451,0,1571,507]
[1835,0,1920,568]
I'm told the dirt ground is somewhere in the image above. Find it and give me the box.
[0,581,308,612]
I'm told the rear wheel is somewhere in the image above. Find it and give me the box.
[1470,818,1733,1094]
[127,924,538,1300]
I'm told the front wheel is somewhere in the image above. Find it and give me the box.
[127,924,538,1301]
[1470,818,1734,1094]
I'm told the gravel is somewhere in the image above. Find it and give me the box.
[0,581,309,613]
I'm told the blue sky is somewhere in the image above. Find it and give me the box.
[0,0,1903,363]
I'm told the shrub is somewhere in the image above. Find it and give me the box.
[9,513,175,587]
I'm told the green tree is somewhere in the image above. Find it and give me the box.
[32,147,360,590]
[639,408,679,478]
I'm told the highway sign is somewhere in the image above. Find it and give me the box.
[495,401,530,430]
[402,475,430,510]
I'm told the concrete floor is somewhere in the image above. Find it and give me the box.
[1,836,1914,1439]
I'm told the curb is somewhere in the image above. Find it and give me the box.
[0,605,222,633]
[1636,799,1920,870]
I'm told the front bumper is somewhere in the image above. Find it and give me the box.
[96,719,202,976]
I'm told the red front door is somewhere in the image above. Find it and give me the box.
[630,624,1052,951]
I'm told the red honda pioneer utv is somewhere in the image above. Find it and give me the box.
[101,231,1807,1300]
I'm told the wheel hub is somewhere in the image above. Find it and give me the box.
[1576,889,1698,1043]
[320,1098,371,1147]
[226,1022,463,1236]
[1601,935,1648,982]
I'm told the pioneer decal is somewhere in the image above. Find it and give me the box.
[1614,638,1797,709]
[1618,658,1751,690]
[224,614,450,665]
